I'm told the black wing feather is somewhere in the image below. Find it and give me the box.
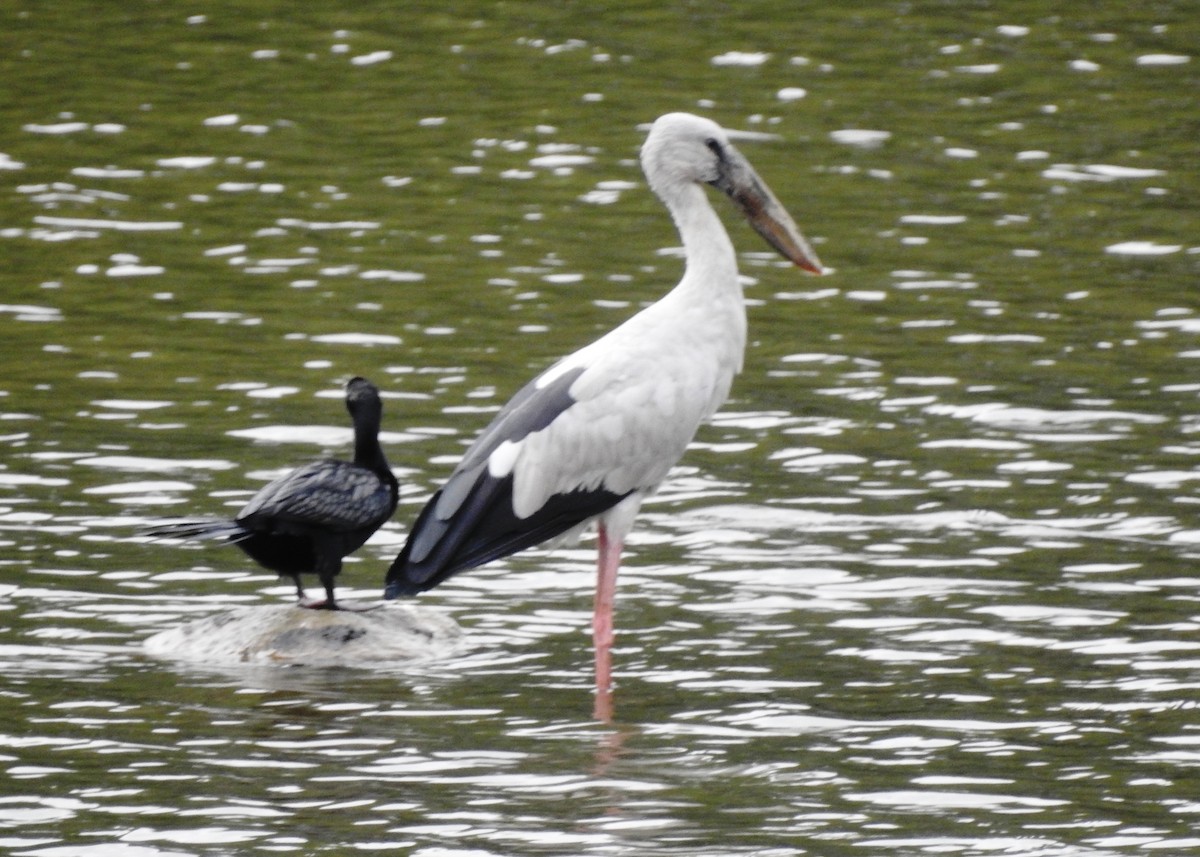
[238,460,394,535]
[386,364,627,596]
[386,473,627,595]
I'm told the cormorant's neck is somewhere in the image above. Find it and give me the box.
[353,417,391,478]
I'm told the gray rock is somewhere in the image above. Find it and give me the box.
[144,603,463,667]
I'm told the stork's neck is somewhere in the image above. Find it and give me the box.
[664,182,739,293]
[655,180,747,377]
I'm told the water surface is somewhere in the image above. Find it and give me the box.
[1,3,1199,855]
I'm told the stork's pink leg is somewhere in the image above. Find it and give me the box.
[593,523,621,722]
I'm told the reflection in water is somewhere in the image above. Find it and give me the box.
[1,3,1199,856]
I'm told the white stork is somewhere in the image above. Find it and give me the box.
[385,112,824,718]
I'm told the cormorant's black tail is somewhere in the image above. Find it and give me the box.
[142,519,249,543]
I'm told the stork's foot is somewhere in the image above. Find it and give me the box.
[298,597,339,611]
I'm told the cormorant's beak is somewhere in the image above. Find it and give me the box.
[712,146,825,276]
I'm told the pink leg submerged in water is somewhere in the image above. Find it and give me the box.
[592,523,622,722]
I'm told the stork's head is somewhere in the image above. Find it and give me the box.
[641,112,824,275]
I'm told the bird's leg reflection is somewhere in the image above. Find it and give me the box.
[590,718,636,780]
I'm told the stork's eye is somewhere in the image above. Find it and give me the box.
[705,138,725,161]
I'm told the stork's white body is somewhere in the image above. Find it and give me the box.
[496,251,746,532]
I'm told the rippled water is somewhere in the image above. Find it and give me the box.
[2,3,1199,855]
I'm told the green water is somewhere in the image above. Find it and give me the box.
[2,2,1199,855]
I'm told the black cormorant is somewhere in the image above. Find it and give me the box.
[147,376,398,610]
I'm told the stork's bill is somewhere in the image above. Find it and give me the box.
[710,140,825,275]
